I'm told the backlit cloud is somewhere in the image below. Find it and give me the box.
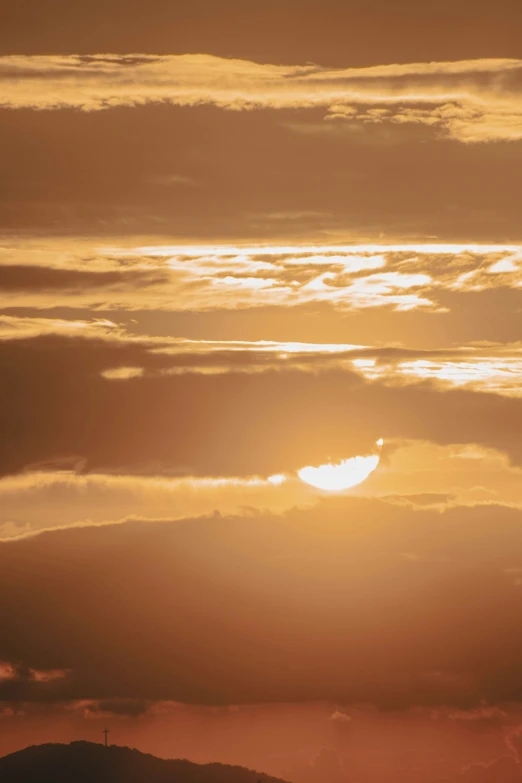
[2,55,522,142]
[2,241,522,313]
[2,330,522,482]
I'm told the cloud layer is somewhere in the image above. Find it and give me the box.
[2,242,522,314]
[3,500,522,708]
[2,55,522,142]
[2,3,522,779]
[2,328,522,479]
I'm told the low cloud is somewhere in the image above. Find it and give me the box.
[287,748,350,783]
[74,699,150,719]
[3,500,522,708]
[446,756,522,783]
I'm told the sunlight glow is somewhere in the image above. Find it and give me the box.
[267,473,287,485]
[298,444,382,491]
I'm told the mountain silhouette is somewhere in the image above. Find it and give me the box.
[0,741,290,783]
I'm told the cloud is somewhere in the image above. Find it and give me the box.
[3,500,522,707]
[2,103,521,243]
[2,330,522,478]
[329,711,352,723]
[2,55,522,142]
[0,315,123,340]
[74,699,150,719]
[0,663,69,702]
[6,309,522,392]
[431,706,508,726]
[446,756,522,783]
[2,242,522,314]
[1,439,521,538]
[287,749,350,783]
[0,265,166,293]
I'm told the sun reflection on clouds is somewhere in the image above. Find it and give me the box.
[5,54,522,142]
[2,240,522,313]
[352,355,522,397]
[298,440,383,492]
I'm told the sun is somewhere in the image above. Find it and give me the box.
[298,440,383,491]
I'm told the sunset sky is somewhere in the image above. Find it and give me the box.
[3,2,522,781]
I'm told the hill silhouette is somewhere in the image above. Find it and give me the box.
[0,741,289,783]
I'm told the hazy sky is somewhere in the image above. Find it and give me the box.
[2,3,522,782]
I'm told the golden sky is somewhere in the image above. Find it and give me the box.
[2,2,522,782]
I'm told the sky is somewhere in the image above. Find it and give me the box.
[3,2,522,781]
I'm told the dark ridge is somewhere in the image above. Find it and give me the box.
[0,741,289,783]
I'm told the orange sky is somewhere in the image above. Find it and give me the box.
[2,2,522,782]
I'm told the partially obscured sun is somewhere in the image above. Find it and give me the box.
[298,440,383,491]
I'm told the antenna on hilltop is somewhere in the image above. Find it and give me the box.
[103,728,109,747]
